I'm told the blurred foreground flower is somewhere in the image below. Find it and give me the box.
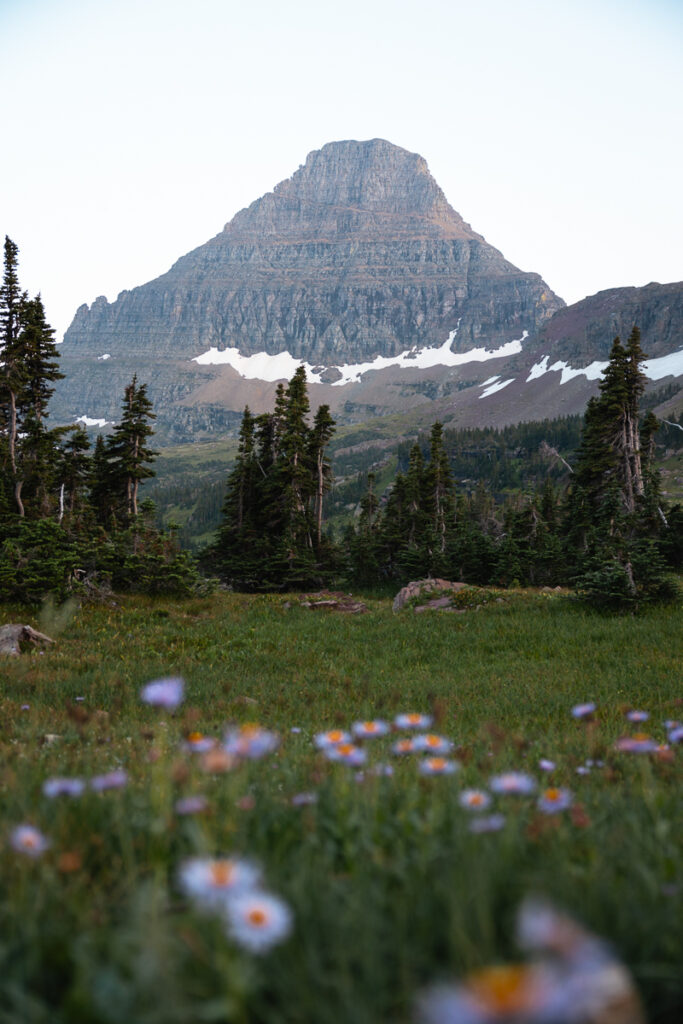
[140,676,184,710]
[414,734,454,755]
[417,899,645,1024]
[43,777,85,798]
[571,703,596,720]
[614,734,659,754]
[324,742,366,766]
[224,890,293,954]
[420,757,459,776]
[224,724,279,759]
[10,825,50,858]
[395,712,433,730]
[490,772,536,795]
[352,719,390,739]
[314,729,351,749]
[537,788,572,814]
[91,769,128,792]
[459,789,492,811]
[179,856,261,909]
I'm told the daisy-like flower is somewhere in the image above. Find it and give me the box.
[224,890,292,954]
[91,769,128,792]
[140,676,184,710]
[179,856,261,909]
[394,712,433,730]
[291,792,318,807]
[324,742,366,766]
[418,964,546,1024]
[43,777,85,798]
[667,725,683,744]
[413,733,454,755]
[313,729,351,750]
[571,702,596,719]
[625,710,649,723]
[419,757,459,776]
[351,719,390,739]
[538,758,555,772]
[575,765,591,776]
[489,772,536,795]
[175,795,208,815]
[392,738,417,756]
[224,724,279,760]
[614,733,659,754]
[10,825,50,857]
[459,789,492,811]
[469,813,506,834]
[537,787,572,814]
[182,732,216,754]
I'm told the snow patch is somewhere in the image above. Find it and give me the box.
[480,377,515,399]
[76,415,108,428]
[526,356,549,381]
[98,353,111,361]
[192,327,529,386]
[643,348,683,381]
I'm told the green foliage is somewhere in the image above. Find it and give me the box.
[0,592,681,1022]
[205,371,336,590]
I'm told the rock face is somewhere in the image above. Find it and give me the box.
[53,140,563,432]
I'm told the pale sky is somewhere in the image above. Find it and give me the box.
[1,0,681,340]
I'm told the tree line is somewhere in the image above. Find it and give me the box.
[0,237,200,602]
[207,328,681,609]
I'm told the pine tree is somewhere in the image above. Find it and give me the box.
[106,377,157,523]
[0,237,29,513]
[309,404,335,549]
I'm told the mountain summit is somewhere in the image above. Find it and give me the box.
[61,139,563,372]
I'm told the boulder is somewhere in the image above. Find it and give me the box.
[0,624,55,656]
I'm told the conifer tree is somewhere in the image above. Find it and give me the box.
[105,376,157,523]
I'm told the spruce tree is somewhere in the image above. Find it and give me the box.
[106,377,157,523]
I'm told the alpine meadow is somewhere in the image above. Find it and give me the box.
[1,135,682,1024]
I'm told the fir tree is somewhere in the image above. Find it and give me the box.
[106,377,157,523]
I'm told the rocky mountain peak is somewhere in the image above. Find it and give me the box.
[224,139,479,243]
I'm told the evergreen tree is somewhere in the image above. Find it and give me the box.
[105,376,157,523]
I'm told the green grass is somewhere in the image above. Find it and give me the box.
[1,590,681,1023]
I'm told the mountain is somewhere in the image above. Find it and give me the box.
[52,140,682,440]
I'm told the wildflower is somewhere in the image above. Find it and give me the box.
[614,733,659,754]
[90,769,128,792]
[313,729,351,750]
[290,726,302,734]
[291,792,317,806]
[225,890,292,954]
[537,787,572,814]
[21,704,30,710]
[324,742,366,766]
[575,765,591,775]
[224,724,279,759]
[392,738,416,755]
[667,725,683,744]
[182,732,216,754]
[10,825,50,857]
[175,795,208,815]
[201,748,236,773]
[394,712,433,730]
[489,772,536,795]
[43,777,85,798]
[571,702,596,719]
[459,789,492,811]
[468,813,506,834]
[140,676,184,710]
[351,719,390,739]
[419,757,459,776]
[413,733,454,755]
[625,710,649,723]
[538,758,555,772]
[179,856,261,909]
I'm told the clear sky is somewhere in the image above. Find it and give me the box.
[1,0,681,339]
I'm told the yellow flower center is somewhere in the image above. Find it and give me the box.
[633,733,651,742]
[396,740,413,752]
[467,965,536,1013]
[426,735,441,747]
[247,908,268,927]
[428,757,446,771]
[363,722,378,732]
[188,732,204,743]
[210,861,235,887]
[407,714,421,724]
[544,788,561,802]
[469,793,484,806]
[327,730,344,743]
[336,744,355,756]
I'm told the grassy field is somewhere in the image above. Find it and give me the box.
[1,589,681,1023]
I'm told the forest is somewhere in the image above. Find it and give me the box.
[1,235,682,610]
